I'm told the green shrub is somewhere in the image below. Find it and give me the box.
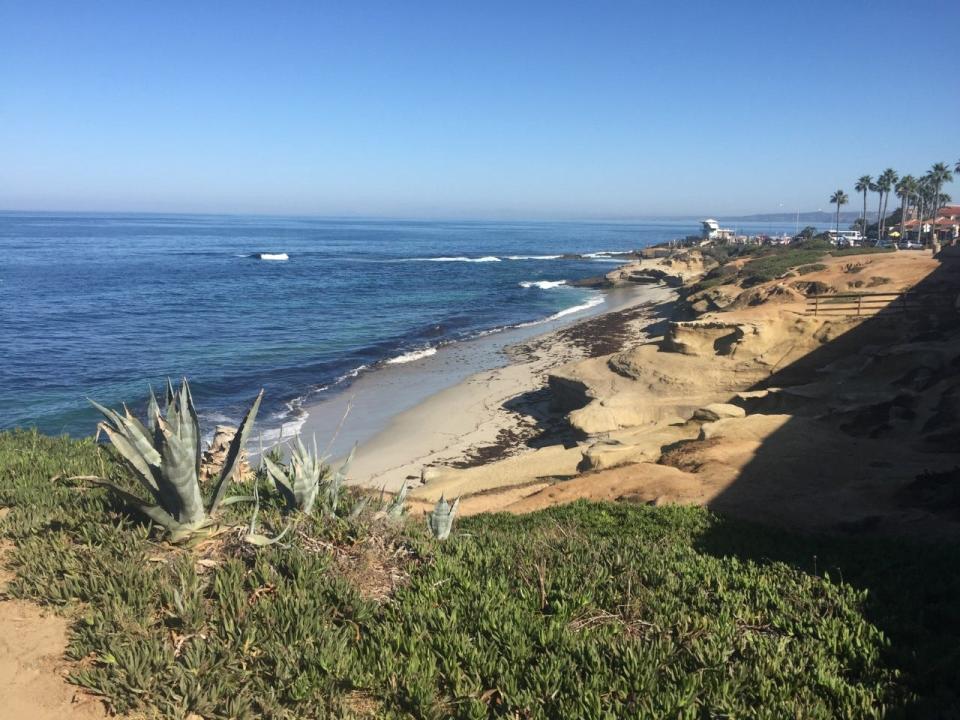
[740,248,828,286]
[832,247,895,257]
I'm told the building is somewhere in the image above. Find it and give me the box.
[700,219,736,244]
[903,204,960,244]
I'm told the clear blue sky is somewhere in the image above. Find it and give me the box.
[1,0,957,218]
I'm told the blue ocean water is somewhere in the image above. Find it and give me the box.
[0,213,815,438]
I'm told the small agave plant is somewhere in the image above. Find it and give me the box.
[91,378,262,541]
[260,437,356,515]
[382,482,409,518]
[427,495,460,540]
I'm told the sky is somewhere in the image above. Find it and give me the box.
[1,0,958,219]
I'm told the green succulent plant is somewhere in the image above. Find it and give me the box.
[260,437,355,515]
[383,482,409,518]
[427,494,459,540]
[91,378,262,540]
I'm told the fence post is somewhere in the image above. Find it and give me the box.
[857,295,862,316]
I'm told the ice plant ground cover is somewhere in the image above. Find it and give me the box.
[1,429,958,719]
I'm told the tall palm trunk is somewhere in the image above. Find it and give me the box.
[898,195,907,242]
[876,192,884,239]
[861,190,868,236]
[917,197,925,245]
[932,182,942,246]
[880,192,888,239]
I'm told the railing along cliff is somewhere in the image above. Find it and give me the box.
[805,290,956,317]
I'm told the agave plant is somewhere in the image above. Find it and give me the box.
[91,378,262,540]
[260,437,356,515]
[427,495,459,540]
[383,482,409,518]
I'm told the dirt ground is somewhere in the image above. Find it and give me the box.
[0,540,112,720]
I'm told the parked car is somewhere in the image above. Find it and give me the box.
[898,240,924,250]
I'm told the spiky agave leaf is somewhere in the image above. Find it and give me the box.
[290,436,324,514]
[386,483,409,518]
[178,378,202,480]
[91,480,183,531]
[427,495,460,540]
[348,494,371,519]
[164,377,176,422]
[146,385,161,434]
[155,416,204,524]
[208,389,263,514]
[89,398,162,502]
[261,452,297,510]
[326,443,356,514]
[243,478,293,546]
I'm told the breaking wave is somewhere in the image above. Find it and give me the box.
[515,294,606,327]
[386,347,438,364]
[519,280,568,289]
[506,254,563,260]
[419,256,501,263]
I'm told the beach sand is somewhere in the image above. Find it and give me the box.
[314,284,677,491]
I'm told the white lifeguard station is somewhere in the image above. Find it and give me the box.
[701,219,735,244]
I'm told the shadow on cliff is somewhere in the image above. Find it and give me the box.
[690,252,960,715]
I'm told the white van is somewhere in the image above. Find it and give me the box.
[827,230,863,247]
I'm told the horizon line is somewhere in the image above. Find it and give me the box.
[0,207,844,223]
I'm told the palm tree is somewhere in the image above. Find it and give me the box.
[855,175,872,238]
[870,179,882,239]
[895,175,917,247]
[926,163,954,245]
[916,175,933,245]
[830,189,849,237]
[876,168,898,240]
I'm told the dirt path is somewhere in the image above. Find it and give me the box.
[0,540,111,719]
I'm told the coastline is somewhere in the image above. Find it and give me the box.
[295,281,676,484]
[279,244,960,537]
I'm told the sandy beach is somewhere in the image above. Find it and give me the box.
[345,283,677,491]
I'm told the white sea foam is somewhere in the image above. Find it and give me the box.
[581,250,631,258]
[515,294,605,328]
[505,254,563,260]
[255,252,289,260]
[548,294,605,319]
[420,256,501,263]
[519,280,568,289]
[334,364,369,383]
[257,413,308,445]
[386,347,437,364]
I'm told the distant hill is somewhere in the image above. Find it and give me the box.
[720,211,862,223]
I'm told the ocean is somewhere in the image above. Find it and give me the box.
[0,213,817,440]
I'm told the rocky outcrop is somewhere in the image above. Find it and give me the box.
[662,321,750,356]
[727,283,806,309]
[200,425,251,482]
[606,250,711,288]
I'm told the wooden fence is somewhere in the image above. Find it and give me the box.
[805,290,956,317]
